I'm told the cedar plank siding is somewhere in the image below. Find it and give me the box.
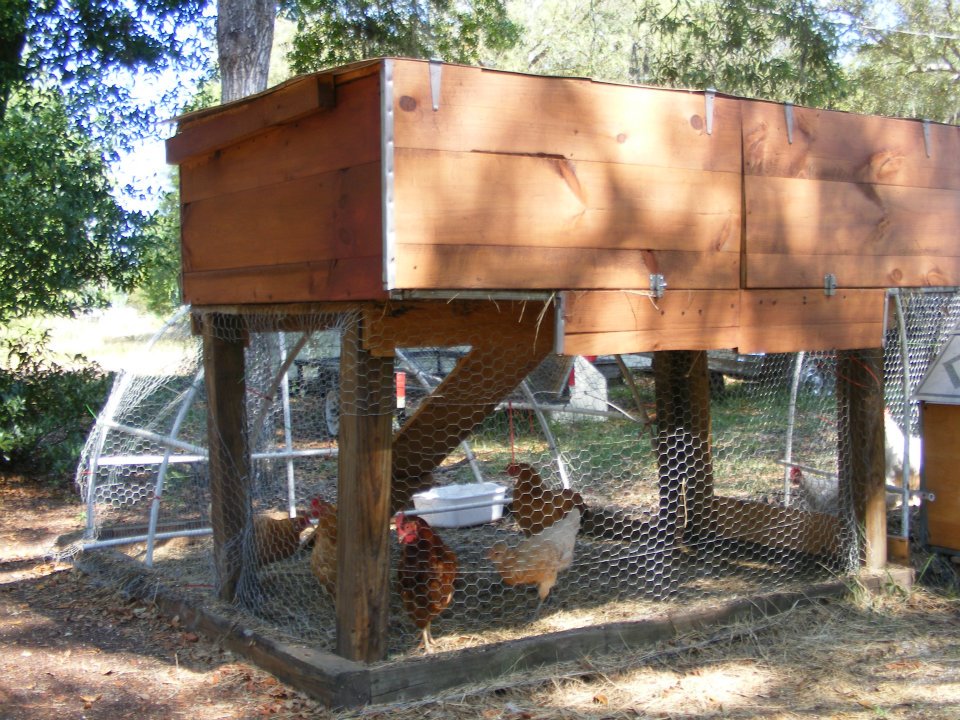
[742,100,960,289]
[178,68,386,305]
[168,58,960,353]
[389,61,742,291]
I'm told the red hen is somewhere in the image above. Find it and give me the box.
[395,512,458,652]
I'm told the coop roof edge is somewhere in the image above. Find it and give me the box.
[166,56,956,169]
[914,321,960,404]
[382,59,397,292]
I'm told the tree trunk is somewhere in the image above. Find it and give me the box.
[0,0,29,120]
[217,0,276,102]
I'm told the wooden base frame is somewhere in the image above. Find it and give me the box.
[74,550,912,709]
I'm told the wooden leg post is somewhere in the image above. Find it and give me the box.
[837,348,887,571]
[653,350,716,545]
[335,317,394,662]
[202,313,253,603]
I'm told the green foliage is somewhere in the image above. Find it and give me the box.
[0,88,147,322]
[0,331,112,482]
[836,0,960,123]
[2,0,211,141]
[637,0,845,105]
[495,0,845,107]
[494,0,636,80]
[130,188,183,316]
[284,0,520,71]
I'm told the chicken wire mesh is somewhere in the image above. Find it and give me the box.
[73,298,954,660]
[883,289,960,535]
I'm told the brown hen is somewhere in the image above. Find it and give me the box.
[253,511,312,567]
[507,462,585,536]
[487,507,580,617]
[395,513,458,652]
[307,498,338,598]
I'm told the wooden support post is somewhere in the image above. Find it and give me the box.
[201,313,253,602]
[652,351,716,549]
[837,348,887,570]
[391,341,553,511]
[335,318,394,663]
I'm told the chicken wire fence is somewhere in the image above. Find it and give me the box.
[72,294,957,659]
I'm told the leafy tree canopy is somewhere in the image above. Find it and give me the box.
[0,88,145,322]
[283,0,520,71]
[495,0,846,107]
[0,0,212,326]
[835,0,960,123]
[1,0,211,140]
[637,0,845,106]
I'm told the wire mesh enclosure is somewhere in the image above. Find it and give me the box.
[73,294,957,662]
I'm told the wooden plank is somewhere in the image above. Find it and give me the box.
[738,322,883,354]
[744,175,960,288]
[745,175,960,255]
[743,99,960,190]
[75,550,372,707]
[182,256,387,306]
[837,348,887,570]
[711,496,842,557]
[922,403,960,552]
[168,74,337,165]
[189,303,365,335]
[391,312,555,510]
[393,244,740,291]
[563,327,742,356]
[363,299,558,356]
[737,290,885,353]
[79,548,868,709]
[563,290,740,335]
[392,60,743,173]
[201,314,253,602]
[746,253,960,290]
[887,535,910,564]
[178,73,382,204]
[181,162,381,273]
[365,580,856,704]
[335,319,394,662]
[392,148,741,253]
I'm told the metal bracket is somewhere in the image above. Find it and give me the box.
[922,119,932,158]
[650,273,667,298]
[429,59,442,112]
[784,102,794,145]
[824,273,837,297]
[553,293,566,355]
[704,88,716,136]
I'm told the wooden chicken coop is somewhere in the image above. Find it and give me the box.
[165,57,959,705]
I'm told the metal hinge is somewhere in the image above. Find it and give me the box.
[650,273,667,298]
[824,273,837,297]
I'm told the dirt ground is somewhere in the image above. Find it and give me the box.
[3,473,960,720]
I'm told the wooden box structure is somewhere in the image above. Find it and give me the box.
[915,325,960,555]
[165,58,957,702]
[169,57,960,355]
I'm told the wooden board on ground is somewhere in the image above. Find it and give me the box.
[75,549,905,709]
[711,496,842,558]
